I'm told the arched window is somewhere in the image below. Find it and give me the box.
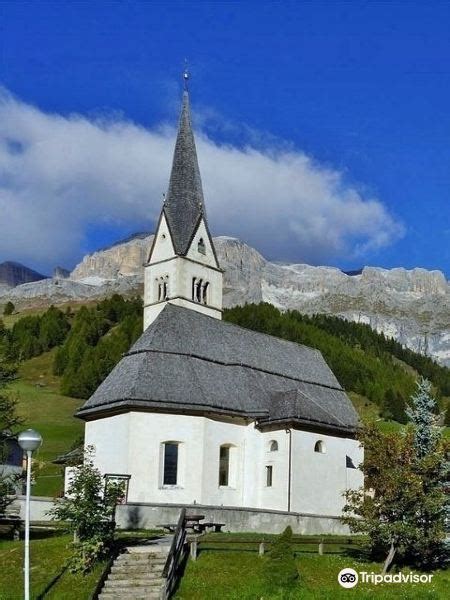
[269,440,278,452]
[314,440,326,454]
[192,277,198,301]
[219,444,236,486]
[198,237,206,255]
[192,278,209,305]
[162,442,179,485]
[156,276,169,301]
[202,281,209,304]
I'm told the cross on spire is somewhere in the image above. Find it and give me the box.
[183,60,189,90]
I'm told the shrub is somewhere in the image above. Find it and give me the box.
[49,447,124,573]
[264,526,298,589]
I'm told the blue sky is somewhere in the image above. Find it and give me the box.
[0,1,449,276]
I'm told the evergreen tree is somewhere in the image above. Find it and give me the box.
[445,404,450,427]
[264,526,298,589]
[406,378,448,567]
[344,406,448,570]
[3,302,14,316]
[406,378,440,458]
[0,361,22,512]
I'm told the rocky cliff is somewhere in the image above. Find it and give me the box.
[1,235,448,366]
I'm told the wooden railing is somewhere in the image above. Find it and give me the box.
[189,536,362,560]
[162,508,187,599]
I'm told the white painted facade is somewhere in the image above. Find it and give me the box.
[85,412,363,516]
[143,214,223,330]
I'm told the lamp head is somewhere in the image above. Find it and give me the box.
[18,429,42,452]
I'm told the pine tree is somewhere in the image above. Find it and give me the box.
[0,361,22,512]
[444,404,450,427]
[406,378,448,567]
[406,378,440,458]
[3,302,14,316]
[264,526,298,589]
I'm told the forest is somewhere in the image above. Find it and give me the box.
[0,297,449,425]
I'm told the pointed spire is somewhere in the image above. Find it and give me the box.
[163,82,206,255]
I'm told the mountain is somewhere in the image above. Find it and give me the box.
[1,235,449,366]
[0,261,47,288]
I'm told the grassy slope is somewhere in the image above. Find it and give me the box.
[0,533,104,600]
[175,549,450,600]
[11,350,84,497]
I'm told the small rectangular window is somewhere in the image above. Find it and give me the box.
[219,446,230,486]
[163,443,178,485]
[266,465,273,487]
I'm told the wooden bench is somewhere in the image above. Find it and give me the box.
[201,522,225,533]
[158,523,177,533]
[159,516,225,535]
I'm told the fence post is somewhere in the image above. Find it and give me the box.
[318,540,324,555]
[259,542,265,557]
[190,539,198,561]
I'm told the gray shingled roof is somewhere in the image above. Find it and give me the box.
[163,90,205,256]
[77,305,359,434]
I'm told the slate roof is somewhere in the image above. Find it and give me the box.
[77,305,359,435]
[163,90,206,256]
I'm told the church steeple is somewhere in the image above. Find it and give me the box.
[163,89,206,256]
[143,76,223,331]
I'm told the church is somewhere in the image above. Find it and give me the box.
[76,81,363,519]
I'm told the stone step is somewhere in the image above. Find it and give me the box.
[116,554,167,563]
[116,552,161,559]
[111,564,165,575]
[108,572,164,582]
[99,593,161,600]
[104,576,164,589]
[101,585,163,595]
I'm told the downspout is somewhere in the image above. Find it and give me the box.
[285,428,292,512]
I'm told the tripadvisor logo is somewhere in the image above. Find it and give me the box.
[338,567,434,588]
[338,568,358,588]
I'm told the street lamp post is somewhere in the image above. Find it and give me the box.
[18,429,43,600]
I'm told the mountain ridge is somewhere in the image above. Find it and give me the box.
[1,235,448,366]
[0,261,48,288]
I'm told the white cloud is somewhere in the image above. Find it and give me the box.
[0,88,404,271]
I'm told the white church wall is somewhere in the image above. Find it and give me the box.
[126,412,205,504]
[84,413,130,477]
[201,418,249,506]
[148,214,175,263]
[186,219,219,268]
[258,431,290,511]
[143,223,223,330]
[144,255,223,329]
[84,411,362,518]
[290,430,363,515]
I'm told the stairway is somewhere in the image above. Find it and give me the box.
[98,545,169,600]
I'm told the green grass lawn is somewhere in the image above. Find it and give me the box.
[0,529,165,600]
[175,547,450,600]
[11,351,84,497]
[0,532,104,600]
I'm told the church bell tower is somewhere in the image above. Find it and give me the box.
[143,73,223,330]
